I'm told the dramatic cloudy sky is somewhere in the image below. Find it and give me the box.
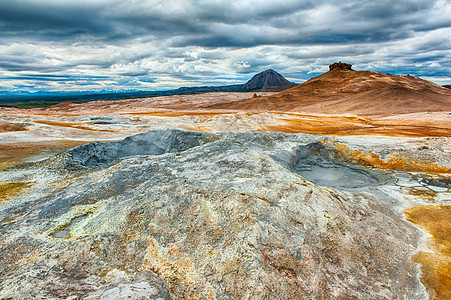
[0,0,450,94]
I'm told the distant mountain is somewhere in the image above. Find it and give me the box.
[0,70,294,108]
[209,62,451,117]
[444,85,451,89]
[175,70,294,94]
[239,69,294,91]
[174,84,241,94]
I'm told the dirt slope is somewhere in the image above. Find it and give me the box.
[209,67,451,117]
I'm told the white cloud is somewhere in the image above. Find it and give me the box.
[0,0,450,93]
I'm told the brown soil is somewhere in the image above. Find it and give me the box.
[0,123,28,133]
[262,113,451,137]
[34,120,118,132]
[0,140,90,163]
[405,205,451,299]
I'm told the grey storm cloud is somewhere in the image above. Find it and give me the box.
[0,0,450,93]
[0,0,444,45]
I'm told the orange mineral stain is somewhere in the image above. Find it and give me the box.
[263,115,451,137]
[0,123,28,133]
[34,120,117,132]
[0,140,90,163]
[126,111,221,117]
[405,205,451,299]
[322,140,451,173]
[0,182,31,204]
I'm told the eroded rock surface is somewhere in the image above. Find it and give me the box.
[329,62,353,71]
[1,130,450,299]
[68,129,205,167]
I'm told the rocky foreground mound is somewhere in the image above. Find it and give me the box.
[2,129,449,299]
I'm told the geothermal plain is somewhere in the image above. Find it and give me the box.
[1,65,451,299]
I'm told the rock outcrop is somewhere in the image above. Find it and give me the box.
[0,129,435,299]
[329,62,353,71]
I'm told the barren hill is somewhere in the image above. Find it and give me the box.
[210,63,451,117]
[239,69,294,91]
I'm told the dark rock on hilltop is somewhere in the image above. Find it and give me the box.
[329,62,353,71]
[239,69,294,91]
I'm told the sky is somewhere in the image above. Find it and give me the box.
[0,0,450,95]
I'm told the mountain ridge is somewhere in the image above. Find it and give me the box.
[0,70,294,108]
[208,63,451,117]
